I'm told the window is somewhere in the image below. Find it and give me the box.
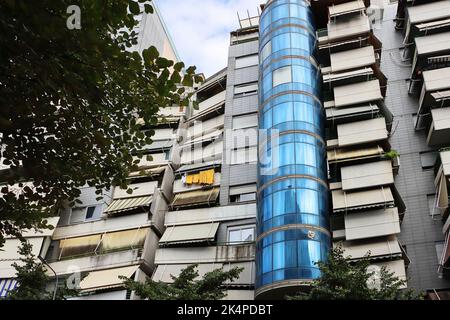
[261,41,271,62]
[230,192,256,203]
[230,147,257,165]
[420,151,438,170]
[228,225,255,243]
[69,205,101,224]
[232,113,258,130]
[273,66,292,87]
[229,184,257,203]
[234,82,258,97]
[235,54,258,69]
[85,206,96,220]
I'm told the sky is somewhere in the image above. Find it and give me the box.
[156,0,262,77]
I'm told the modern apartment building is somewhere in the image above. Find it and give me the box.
[2,0,450,300]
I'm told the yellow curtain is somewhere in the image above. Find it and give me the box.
[185,169,215,185]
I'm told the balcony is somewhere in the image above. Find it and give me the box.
[434,151,450,231]
[155,243,255,265]
[192,91,226,119]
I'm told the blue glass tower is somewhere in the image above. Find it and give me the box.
[256,0,330,298]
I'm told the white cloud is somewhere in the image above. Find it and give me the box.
[155,0,262,77]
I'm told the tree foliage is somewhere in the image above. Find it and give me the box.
[121,264,243,300]
[7,241,78,300]
[0,0,202,246]
[287,246,422,300]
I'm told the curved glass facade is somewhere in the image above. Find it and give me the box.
[256,0,330,297]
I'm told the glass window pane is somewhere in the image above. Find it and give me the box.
[228,230,241,243]
[273,242,285,270]
[85,206,96,219]
[261,41,272,62]
[273,66,292,87]
[241,228,254,242]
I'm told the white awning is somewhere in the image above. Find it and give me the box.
[334,80,382,108]
[341,160,394,191]
[337,117,388,147]
[330,45,375,72]
[327,14,371,41]
[0,237,45,261]
[335,235,402,260]
[441,151,450,176]
[79,265,139,292]
[326,104,379,120]
[344,207,401,241]
[329,0,366,18]
[323,68,373,84]
[332,186,394,212]
[407,0,450,24]
[159,223,220,245]
[431,107,450,131]
[229,184,257,196]
[415,31,450,56]
[369,259,407,286]
[423,67,450,92]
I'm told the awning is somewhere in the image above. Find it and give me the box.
[407,0,450,24]
[59,234,102,259]
[431,108,450,131]
[100,228,149,253]
[440,232,450,268]
[415,31,450,56]
[128,166,166,178]
[327,14,371,42]
[326,104,379,121]
[176,160,222,174]
[341,160,394,191]
[159,223,220,245]
[328,0,365,18]
[79,265,140,292]
[229,184,257,196]
[141,139,173,151]
[0,279,18,298]
[330,45,375,73]
[436,172,449,214]
[332,186,394,213]
[334,80,382,108]
[0,237,45,261]
[441,151,450,176]
[104,195,152,215]
[369,259,407,286]
[337,117,388,147]
[171,187,220,208]
[327,145,384,163]
[323,68,373,84]
[344,207,401,241]
[423,67,450,92]
[335,235,402,260]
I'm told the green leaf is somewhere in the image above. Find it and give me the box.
[144,4,154,14]
[129,1,140,15]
